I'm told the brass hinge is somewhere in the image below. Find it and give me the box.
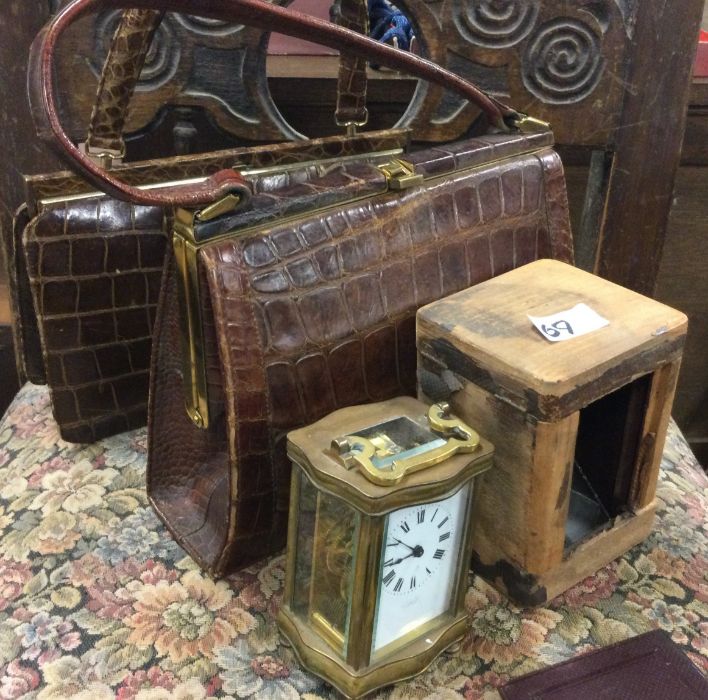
[378,158,424,190]
[173,209,210,429]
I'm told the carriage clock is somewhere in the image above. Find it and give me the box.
[278,397,494,698]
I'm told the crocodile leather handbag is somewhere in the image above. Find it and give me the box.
[33,0,574,575]
[15,2,377,443]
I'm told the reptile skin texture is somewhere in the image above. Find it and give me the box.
[8,206,46,385]
[23,200,165,443]
[31,0,517,206]
[146,132,574,576]
[11,0,376,398]
[84,8,163,154]
[20,131,409,443]
[23,130,409,203]
[332,0,369,126]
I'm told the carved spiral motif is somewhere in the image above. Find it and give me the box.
[454,0,539,49]
[93,11,179,90]
[173,14,244,36]
[522,18,604,104]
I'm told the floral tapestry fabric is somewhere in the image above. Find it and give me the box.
[0,384,706,699]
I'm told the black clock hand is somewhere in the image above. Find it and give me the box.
[384,544,425,566]
[384,552,415,567]
[391,537,415,551]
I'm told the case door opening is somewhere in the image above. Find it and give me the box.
[565,373,653,550]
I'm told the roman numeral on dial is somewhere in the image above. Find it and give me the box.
[400,521,410,533]
[383,570,395,586]
[394,578,404,592]
[433,549,445,560]
[439,532,450,542]
[417,510,425,524]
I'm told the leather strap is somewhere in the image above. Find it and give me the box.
[31,0,521,207]
[85,2,369,157]
[332,0,369,126]
[84,8,163,156]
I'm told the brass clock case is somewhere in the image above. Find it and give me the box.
[280,397,494,698]
[278,602,468,699]
[286,397,494,515]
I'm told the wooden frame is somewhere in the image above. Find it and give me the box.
[417,260,688,605]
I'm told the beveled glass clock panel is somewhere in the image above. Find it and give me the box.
[372,484,471,654]
[355,416,446,469]
[291,472,360,655]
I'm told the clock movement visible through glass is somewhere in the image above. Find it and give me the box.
[372,484,470,654]
[291,473,360,656]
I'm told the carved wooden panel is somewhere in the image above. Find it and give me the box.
[56,5,300,144]
[428,0,633,144]
[54,1,637,147]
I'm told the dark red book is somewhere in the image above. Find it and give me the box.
[500,629,708,699]
[695,30,708,77]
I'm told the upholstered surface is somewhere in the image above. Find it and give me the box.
[0,383,705,699]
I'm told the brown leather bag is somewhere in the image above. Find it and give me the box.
[34,0,574,575]
[8,9,161,389]
[15,3,381,443]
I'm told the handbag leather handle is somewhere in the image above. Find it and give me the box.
[332,0,369,127]
[84,9,163,158]
[84,2,370,159]
[31,0,523,208]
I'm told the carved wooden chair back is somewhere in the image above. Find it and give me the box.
[27,1,708,294]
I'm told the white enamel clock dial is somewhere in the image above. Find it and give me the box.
[372,484,470,653]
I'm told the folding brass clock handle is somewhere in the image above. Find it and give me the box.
[333,403,480,486]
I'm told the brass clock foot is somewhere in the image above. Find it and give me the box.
[444,641,462,656]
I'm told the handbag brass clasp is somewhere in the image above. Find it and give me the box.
[378,159,423,190]
[196,194,243,222]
